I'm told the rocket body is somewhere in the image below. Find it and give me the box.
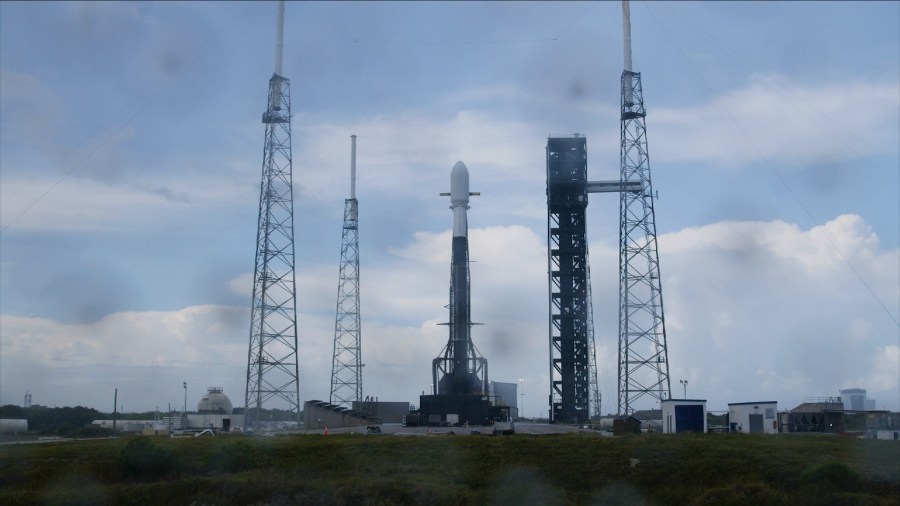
[449,162,473,394]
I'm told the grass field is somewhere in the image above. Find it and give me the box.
[1,432,898,505]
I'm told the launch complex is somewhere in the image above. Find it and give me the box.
[244,1,672,431]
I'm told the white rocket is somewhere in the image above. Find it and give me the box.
[438,161,482,395]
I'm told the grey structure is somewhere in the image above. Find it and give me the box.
[330,136,362,408]
[489,381,518,416]
[352,399,411,424]
[244,2,300,432]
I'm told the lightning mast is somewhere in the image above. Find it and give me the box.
[617,0,672,414]
[330,135,363,408]
[244,0,300,433]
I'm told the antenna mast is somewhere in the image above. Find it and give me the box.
[244,0,300,433]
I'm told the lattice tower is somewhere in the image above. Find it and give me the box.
[244,2,299,432]
[330,136,362,407]
[617,69,671,415]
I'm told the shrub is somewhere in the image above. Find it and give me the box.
[117,437,174,479]
[798,461,862,496]
[206,440,259,474]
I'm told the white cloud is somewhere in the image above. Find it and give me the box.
[860,345,900,395]
[652,77,900,168]
[0,177,176,232]
[657,214,899,411]
[0,305,247,369]
[0,70,64,150]
[2,212,897,413]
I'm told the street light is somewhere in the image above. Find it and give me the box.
[679,379,688,399]
[518,378,525,420]
[183,381,187,429]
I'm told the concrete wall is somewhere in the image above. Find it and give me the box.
[92,419,166,432]
[351,401,410,424]
[187,413,244,431]
[303,401,367,429]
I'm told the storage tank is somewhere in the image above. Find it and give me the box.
[0,419,29,434]
[198,387,233,414]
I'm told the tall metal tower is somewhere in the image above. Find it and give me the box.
[244,0,300,433]
[546,135,640,424]
[330,135,363,408]
[617,0,671,414]
[546,136,591,424]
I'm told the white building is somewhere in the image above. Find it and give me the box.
[839,388,875,411]
[727,401,778,434]
[660,399,707,433]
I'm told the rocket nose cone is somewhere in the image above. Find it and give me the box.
[450,161,469,204]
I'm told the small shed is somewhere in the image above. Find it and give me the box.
[661,399,707,433]
[612,416,641,435]
[728,401,778,434]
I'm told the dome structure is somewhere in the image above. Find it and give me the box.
[197,387,233,414]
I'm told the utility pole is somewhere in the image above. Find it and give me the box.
[183,381,187,429]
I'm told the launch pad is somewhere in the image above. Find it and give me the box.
[414,394,509,427]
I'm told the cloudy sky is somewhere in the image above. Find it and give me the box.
[1,1,897,417]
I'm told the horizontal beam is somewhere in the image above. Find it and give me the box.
[586,180,643,193]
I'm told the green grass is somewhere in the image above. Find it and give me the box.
[1,433,897,505]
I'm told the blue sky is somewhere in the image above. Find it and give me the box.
[1,1,898,416]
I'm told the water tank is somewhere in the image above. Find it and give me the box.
[0,419,28,434]
[198,387,233,414]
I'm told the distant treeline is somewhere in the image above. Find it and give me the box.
[0,405,110,436]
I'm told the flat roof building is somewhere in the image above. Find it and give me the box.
[661,399,707,434]
[727,401,778,434]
